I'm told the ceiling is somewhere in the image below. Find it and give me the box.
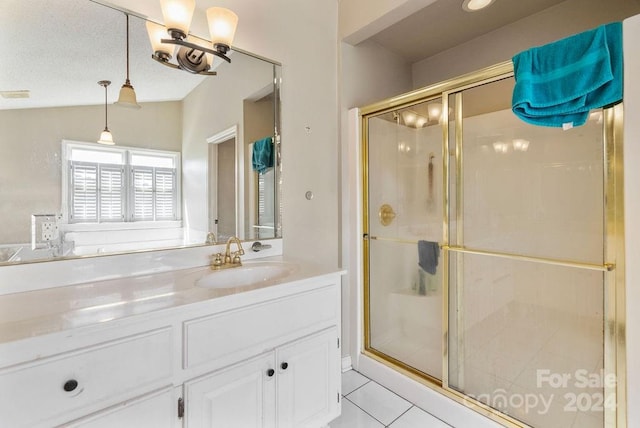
[0,0,211,110]
[371,0,570,63]
[2,0,633,110]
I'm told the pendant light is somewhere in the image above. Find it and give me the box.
[97,80,115,145]
[115,14,141,109]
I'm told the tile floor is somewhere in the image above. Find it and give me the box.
[330,370,452,428]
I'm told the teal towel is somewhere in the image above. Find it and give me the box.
[512,22,622,128]
[252,137,273,174]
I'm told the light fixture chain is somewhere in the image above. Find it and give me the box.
[104,83,108,129]
[125,14,130,82]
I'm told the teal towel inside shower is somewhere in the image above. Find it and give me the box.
[512,22,622,128]
[252,137,273,174]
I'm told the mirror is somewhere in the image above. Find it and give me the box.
[0,0,282,264]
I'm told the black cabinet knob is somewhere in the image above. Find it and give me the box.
[63,379,78,392]
[280,362,288,370]
[267,369,275,377]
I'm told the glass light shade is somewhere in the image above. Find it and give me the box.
[160,0,195,35]
[146,21,175,57]
[98,129,115,145]
[401,111,417,126]
[415,116,428,128]
[115,84,141,109]
[427,102,443,121]
[512,139,530,152]
[206,7,238,47]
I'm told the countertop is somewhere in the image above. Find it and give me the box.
[0,256,343,344]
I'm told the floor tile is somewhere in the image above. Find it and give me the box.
[389,406,451,428]
[346,381,413,426]
[329,399,384,428]
[342,369,370,395]
[572,411,604,428]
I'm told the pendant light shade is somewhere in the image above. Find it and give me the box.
[98,129,115,145]
[116,83,140,109]
[98,80,115,145]
[115,14,141,109]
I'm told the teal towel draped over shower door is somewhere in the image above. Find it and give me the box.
[512,22,622,128]
[252,136,274,174]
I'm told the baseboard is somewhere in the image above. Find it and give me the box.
[341,356,352,372]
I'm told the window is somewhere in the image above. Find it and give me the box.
[63,141,180,224]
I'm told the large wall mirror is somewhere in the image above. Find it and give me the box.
[0,0,282,264]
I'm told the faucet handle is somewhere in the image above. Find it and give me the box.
[211,252,224,268]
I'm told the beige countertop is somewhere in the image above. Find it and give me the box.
[0,257,342,344]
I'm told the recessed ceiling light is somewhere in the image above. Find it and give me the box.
[462,0,495,12]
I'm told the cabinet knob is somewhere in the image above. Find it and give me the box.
[267,369,275,377]
[280,362,288,370]
[63,379,78,392]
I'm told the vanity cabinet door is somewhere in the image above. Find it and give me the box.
[184,352,276,428]
[276,327,340,428]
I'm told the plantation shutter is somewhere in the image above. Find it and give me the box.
[155,168,176,220]
[70,162,98,222]
[99,165,124,221]
[132,167,177,221]
[70,162,124,222]
[132,167,154,221]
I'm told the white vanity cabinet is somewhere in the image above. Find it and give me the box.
[0,328,174,428]
[0,266,342,428]
[184,327,339,428]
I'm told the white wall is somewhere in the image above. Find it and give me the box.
[412,0,640,88]
[204,0,340,269]
[181,54,273,243]
[0,101,182,244]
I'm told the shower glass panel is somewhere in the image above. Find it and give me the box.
[452,78,604,263]
[366,100,444,379]
[447,77,606,427]
[448,254,604,427]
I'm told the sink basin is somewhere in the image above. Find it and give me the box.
[196,261,298,289]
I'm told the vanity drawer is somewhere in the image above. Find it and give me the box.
[0,328,173,428]
[184,285,338,369]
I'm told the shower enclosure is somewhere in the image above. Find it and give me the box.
[361,63,625,428]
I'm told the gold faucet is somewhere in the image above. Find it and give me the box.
[205,232,217,245]
[210,236,245,270]
[224,236,245,264]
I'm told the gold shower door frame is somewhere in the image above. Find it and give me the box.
[360,61,626,428]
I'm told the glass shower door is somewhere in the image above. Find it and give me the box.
[446,77,608,428]
[365,99,444,380]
